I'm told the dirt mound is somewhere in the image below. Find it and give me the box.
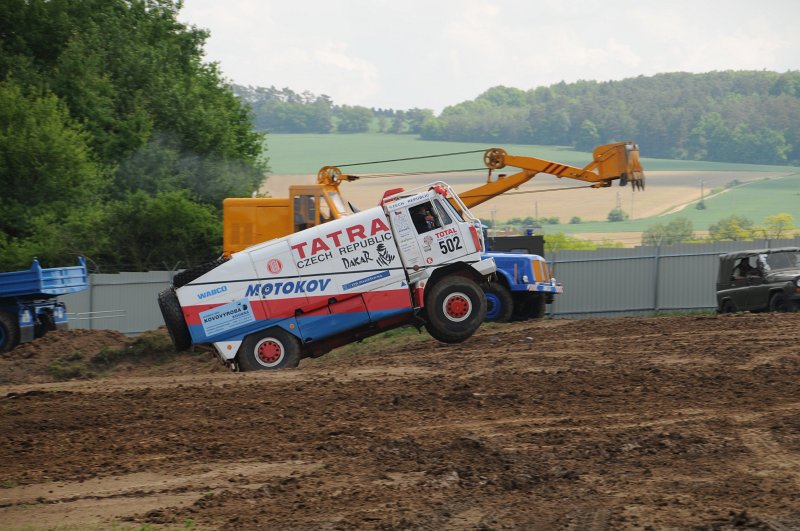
[1,312,799,530]
[0,329,130,384]
[0,328,223,384]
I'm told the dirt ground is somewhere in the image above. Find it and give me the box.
[1,312,799,530]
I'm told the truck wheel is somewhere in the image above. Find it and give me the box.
[769,292,798,312]
[527,294,547,320]
[484,282,513,322]
[238,328,300,371]
[0,312,20,353]
[172,257,229,288]
[424,276,486,344]
[719,300,737,313]
[158,288,192,351]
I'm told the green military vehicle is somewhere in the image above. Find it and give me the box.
[716,247,800,313]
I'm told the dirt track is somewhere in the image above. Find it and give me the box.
[1,313,799,530]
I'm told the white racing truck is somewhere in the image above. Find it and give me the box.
[158,182,496,370]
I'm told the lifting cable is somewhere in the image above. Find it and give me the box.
[461,183,596,197]
[334,149,486,168]
[349,167,485,179]
[334,148,597,195]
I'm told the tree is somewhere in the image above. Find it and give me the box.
[0,80,107,269]
[759,213,795,239]
[0,0,266,270]
[641,218,695,246]
[544,233,623,252]
[575,120,600,151]
[607,208,629,222]
[100,191,221,271]
[335,105,373,133]
[708,215,755,241]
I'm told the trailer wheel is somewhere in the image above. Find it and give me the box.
[484,281,513,322]
[0,312,20,353]
[172,257,229,288]
[238,328,300,371]
[769,292,797,312]
[424,276,486,344]
[158,288,192,351]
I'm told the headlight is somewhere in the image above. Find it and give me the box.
[796,278,800,288]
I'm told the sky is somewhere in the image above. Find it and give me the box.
[179,0,800,114]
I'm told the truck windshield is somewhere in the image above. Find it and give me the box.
[764,250,800,270]
[438,198,464,223]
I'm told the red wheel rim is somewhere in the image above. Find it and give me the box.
[255,338,284,367]
[443,292,471,322]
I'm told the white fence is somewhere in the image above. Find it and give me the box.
[59,237,800,334]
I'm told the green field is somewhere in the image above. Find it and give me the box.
[264,134,791,175]
[263,134,799,240]
[547,171,800,235]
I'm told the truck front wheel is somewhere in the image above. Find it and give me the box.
[769,292,798,312]
[0,312,20,352]
[424,276,486,343]
[238,328,301,371]
[484,281,513,322]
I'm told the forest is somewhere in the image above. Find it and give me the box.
[242,71,800,166]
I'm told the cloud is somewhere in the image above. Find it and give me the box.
[180,0,800,112]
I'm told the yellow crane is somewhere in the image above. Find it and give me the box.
[223,142,645,256]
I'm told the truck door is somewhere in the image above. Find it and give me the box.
[407,197,470,268]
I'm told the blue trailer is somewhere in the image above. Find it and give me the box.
[0,258,89,351]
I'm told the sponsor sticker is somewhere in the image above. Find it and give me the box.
[199,298,256,337]
[342,270,391,291]
[267,259,282,274]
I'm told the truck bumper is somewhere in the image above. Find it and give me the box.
[524,283,564,294]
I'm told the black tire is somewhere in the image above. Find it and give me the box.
[483,281,513,322]
[172,257,229,289]
[768,292,798,313]
[424,276,486,344]
[237,328,301,371]
[0,311,20,353]
[527,294,547,320]
[158,288,192,351]
[509,293,545,321]
[719,300,737,313]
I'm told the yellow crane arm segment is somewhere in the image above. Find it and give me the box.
[457,142,645,210]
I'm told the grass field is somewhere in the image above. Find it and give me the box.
[262,134,800,245]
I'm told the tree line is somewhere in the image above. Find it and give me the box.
[233,85,435,135]
[244,71,800,166]
[0,0,266,272]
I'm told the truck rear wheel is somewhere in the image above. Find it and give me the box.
[484,281,513,322]
[424,276,486,343]
[172,257,229,289]
[0,312,20,352]
[158,288,192,351]
[238,328,300,371]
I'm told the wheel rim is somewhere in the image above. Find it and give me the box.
[254,337,285,368]
[484,292,500,320]
[442,292,472,322]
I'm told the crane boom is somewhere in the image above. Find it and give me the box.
[457,142,645,209]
